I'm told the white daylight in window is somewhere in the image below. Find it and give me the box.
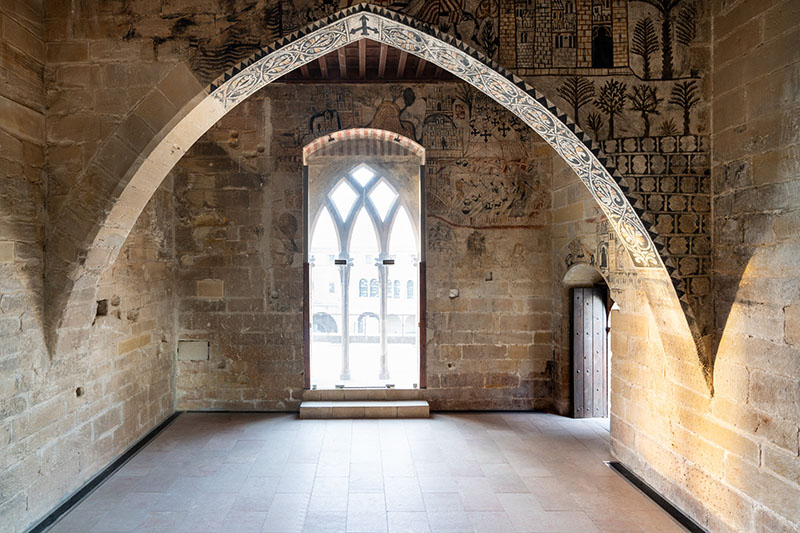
[350,207,379,256]
[351,165,375,187]
[330,179,358,221]
[369,180,398,221]
[389,206,416,254]
[311,206,338,255]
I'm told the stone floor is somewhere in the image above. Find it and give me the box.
[48,412,685,532]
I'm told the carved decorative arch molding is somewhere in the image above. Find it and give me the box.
[50,4,695,360]
[210,6,661,268]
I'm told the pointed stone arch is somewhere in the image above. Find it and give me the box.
[47,4,701,379]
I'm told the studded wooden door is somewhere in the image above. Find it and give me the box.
[572,287,608,418]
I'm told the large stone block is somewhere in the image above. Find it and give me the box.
[46,41,88,63]
[0,241,15,263]
[196,279,223,299]
[785,303,800,346]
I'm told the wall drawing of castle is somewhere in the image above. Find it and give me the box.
[423,87,465,159]
[500,0,628,75]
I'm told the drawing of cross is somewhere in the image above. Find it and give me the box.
[350,15,377,36]
[471,127,480,136]
[498,123,510,137]
[480,130,492,142]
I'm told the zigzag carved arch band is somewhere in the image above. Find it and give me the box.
[209,4,663,269]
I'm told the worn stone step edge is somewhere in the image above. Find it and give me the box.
[299,400,429,419]
[302,388,422,401]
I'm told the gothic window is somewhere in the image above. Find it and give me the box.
[308,159,420,388]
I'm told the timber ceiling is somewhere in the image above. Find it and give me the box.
[278,39,459,83]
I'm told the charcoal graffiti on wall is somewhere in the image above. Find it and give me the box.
[267,83,549,228]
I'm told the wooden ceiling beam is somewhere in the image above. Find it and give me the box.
[378,43,388,79]
[337,48,347,79]
[415,57,426,78]
[300,64,309,78]
[397,51,407,78]
[318,56,328,79]
[358,39,366,80]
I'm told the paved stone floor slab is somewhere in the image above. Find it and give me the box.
[47,412,686,532]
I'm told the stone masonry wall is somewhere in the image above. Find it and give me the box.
[1,178,177,533]
[0,0,49,527]
[173,93,305,410]
[605,4,800,531]
[706,0,800,529]
[170,81,556,411]
[1,4,177,523]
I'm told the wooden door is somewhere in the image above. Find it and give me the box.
[572,287,608,418]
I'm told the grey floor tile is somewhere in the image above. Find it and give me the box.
[347,493,388,533]
[426,510,474,533]
[262,492,309,533]
[46,414,681,533]
[387,511,431,533]
[303,511,348,532]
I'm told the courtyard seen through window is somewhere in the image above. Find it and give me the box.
[309,163,420,388]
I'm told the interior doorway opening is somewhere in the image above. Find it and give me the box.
[563,264,612,418]
[305,137,424,390]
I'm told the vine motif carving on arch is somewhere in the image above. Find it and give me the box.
[208,5,662,269]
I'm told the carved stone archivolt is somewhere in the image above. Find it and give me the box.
[209,5,663,270]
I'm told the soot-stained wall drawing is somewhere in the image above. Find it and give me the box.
[267,82,550,231]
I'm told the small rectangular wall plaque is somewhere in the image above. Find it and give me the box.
[178,340,209,361]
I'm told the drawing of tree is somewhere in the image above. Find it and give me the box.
[586,112,605,140]
[478,20,498,58]
[456,83,476,117]
[629,85,663,137]
[556,77,595,128]
[632,0,682,79]
[631,17,659,79]
[675,3,697,46]
[669,80,699,134]
[594,80,627,139]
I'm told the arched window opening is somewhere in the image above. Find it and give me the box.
[307,155,422,389]
[359,278,368,297]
